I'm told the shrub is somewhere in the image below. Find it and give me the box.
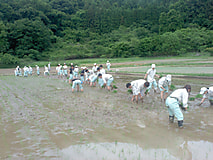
[0,53,19,64]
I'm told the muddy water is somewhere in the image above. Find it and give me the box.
[0,74,213,159]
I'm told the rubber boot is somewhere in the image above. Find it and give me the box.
[169,116,174,123]
[178,120,183,128]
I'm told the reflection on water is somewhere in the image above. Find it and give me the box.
[62,141,213,160]
[62,142,178,160]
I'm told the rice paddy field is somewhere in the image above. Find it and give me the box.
[0,57,213,159]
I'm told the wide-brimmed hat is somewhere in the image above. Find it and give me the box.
[166,75,172,81]
[200,87,207,94]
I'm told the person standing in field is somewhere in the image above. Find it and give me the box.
[80,67,86,84]
[99,65,106,75]
[36,65,40,76]
[106,60,111,72]
[165,85,191,128]
[48,62,51,72]
[73,65,79,78]
[56,64,61,78]
[158,75,172,102]
[63,63,68,77]
[44,65,49,76]
[69,64,74,84]
[98,73,114,91]
[126,79,150,104]
[199,87,213,106]
[90,67,100,87]
[28,66,33,76]
[144,64,160,93]
[92,63,98,75]
[23,66,29,77]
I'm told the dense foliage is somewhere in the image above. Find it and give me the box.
[0,0,213,64]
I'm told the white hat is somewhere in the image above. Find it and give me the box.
[107,60,109,62]
[200,87,207,94]
[71,63,73,65]
[166,75,172,81]
[151,64,156,68]
[75,65,78,67]
[94,63,96,65]
[64,63,66,65]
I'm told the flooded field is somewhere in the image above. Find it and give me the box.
[1,69,213,159]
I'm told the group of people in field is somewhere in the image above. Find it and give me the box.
[14,61,212,129]
[14,62,51,77]
[126,63,213,128]
[62,61,112,92]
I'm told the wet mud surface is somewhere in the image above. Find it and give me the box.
[1,70,213,159]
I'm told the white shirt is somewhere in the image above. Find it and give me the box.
[44,66,48,72]
[106,62,111,67]
[131,79,147,95]
[203,87,213,98]
[36,66,39,70]
[29,67,32,72]
[101,74,113,83]
[146,68,156,82]
[63,65,68,70]
[74,68,79,73]
[100,68,106,74]
[170,88,189,108]
[158,77,171,88]
[92,66,98,74]
[23,67,28,72]
[56,66,60,72]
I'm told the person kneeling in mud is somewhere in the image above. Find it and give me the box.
[72,79,83,92]
[126,79,150,104]
[98,73,114,91]
[199,86,213,106]
[165,85,191,128]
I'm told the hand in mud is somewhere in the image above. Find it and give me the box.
[198,102,202,106]
[179,104,186,111]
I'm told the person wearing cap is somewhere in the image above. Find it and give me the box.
[126,79,150,104]
[80,67,86,84]
[44,65,49,76]
[158,75,172,102]
[90,67,100,87]
[63,63,68,77]
[15,66,22,76]
[84,69,91,84]
[165,85,191,128]
[23,66,29,77]
[199,87,213,106]
[56,64,61,78]
[106,60,111,72]
[144,64,160,93]
[69,65,74,84]
[99,65,106,75]
[98,73,114,91]
[28,66,33,76]
[36,65,40,76]
[92,63,98,75]
[72,78,83,92]
[73,65,79,78]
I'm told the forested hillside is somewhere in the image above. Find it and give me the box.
[0,0,213,64]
